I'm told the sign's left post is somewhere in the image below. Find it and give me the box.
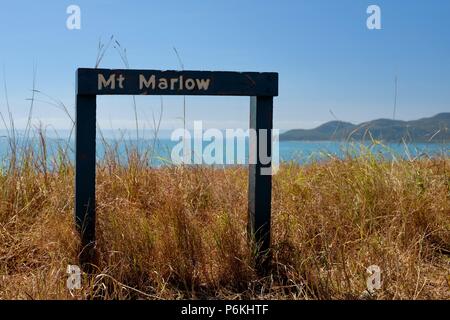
[75,93,97,271]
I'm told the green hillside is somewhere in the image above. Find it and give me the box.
[280,113,450,143]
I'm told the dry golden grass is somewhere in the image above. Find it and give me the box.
[0,141,449,300]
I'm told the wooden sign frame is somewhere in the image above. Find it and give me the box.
[75,68,278,273]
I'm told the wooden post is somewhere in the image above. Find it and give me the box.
[248,96,273,274]
[75,94,97,269]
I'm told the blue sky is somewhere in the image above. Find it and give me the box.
[0,0,449,132]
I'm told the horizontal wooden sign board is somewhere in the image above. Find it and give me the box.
[76,68,278,96]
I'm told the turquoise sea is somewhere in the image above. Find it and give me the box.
[0,136,447,167]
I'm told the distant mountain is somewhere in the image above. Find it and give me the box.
[280,113,450,143]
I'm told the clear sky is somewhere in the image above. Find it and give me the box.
[0,0,449,132]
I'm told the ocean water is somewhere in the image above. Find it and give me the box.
[277,140,449,162]
[0,136,448,167]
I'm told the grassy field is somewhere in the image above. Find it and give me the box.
[0,137,449,300]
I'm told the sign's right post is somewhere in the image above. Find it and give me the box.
[248,96,273,274]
